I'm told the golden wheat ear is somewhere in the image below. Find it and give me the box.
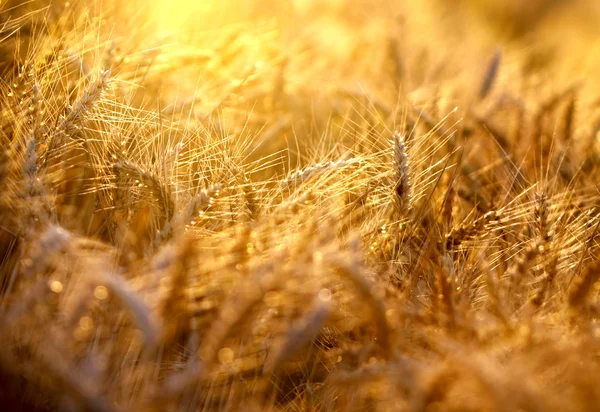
[43,70,111,167]
[392,131,411,218]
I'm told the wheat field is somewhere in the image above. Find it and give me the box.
[2,0,600,410]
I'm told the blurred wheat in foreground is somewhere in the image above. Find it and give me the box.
[3,0,600,410]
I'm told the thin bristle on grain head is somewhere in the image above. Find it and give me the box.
[438,173,457,234]
[29,81,42,140]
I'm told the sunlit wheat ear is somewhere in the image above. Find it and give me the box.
[20,137,52,233]
[157,184,221,244]
[16,81,53,236]
[242,179,259,221]
[113,159,174,219]
[60,69,111,135]
[392,131,411,219]
[280,156,363,190]
[446,209,502,248]
[507,240,542,299]
[44,69,111,164]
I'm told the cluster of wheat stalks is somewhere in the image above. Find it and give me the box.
[2,0,600,411]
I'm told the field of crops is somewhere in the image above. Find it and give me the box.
[2,1,600,410]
